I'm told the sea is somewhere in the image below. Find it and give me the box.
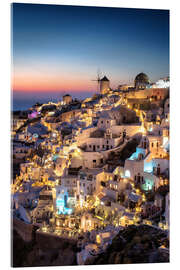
[12,91,94,111]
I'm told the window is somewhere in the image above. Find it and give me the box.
[93,160,96,163]
[103,145,105,148]
[156,142,159,148]
[107,140,109,144]
[111,146,113,149]
[101,121,103,124]
[152,142,154,148]
[89,145,91,148]
[125,170,131,178]
[97,145,99,149]
[141,176,144,184]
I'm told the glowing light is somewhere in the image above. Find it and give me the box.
[33,133,38,138]
[144,160,154,173]
[125,170,131,178]
[56,192,73,215]
[96,235,101,244]
[153,79,170,88]
[163,137,168,146]
[28,111,39,119]
[148,126,153,132]
[128,147,146,160]
[141,178,154,191]
[140,125,146,134]
[52,154,59,161]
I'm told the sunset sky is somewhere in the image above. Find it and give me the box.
[12,3,169,108]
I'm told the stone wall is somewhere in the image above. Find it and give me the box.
[126,88,169,100]
[110,124,141,138]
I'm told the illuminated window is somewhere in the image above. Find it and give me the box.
[125,170,131,178]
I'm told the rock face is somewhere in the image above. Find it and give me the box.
[91,225,169,265]
[12,229,77,267]
[12,225,169,267]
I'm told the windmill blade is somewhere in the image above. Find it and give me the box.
[97,69,102,91]
[97,68,101,82]
[91,69,102,92]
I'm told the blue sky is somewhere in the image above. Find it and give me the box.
[12,3,169,106]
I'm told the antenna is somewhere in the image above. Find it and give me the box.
[91,69,101,92]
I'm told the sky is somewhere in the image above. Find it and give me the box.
[12,3,169,109]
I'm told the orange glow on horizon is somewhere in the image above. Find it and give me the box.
[12,70,95,92]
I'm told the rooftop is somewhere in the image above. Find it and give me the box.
[100,76,109,82]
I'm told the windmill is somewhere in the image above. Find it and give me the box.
[91,69,101,92]
[60,91,66,103]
